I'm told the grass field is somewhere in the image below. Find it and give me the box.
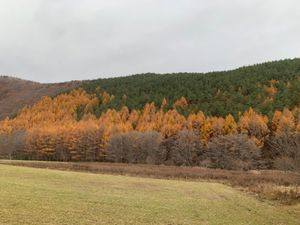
[1,160,299,204]
[0,165,299,225]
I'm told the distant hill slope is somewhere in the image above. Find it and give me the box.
[1,58,299,119]
[82,58,300,117]
[0,76,80,119]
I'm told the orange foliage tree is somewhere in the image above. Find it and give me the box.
[238,108,269,147]
[1,87,298,161]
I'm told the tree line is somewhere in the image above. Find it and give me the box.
[0,88,299,171]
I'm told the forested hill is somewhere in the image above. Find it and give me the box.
[82,58,300,118]
[1,58,299,120]
[1,59,299,168]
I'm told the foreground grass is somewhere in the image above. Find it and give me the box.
[1,160,299,204]
[0,165,299,225]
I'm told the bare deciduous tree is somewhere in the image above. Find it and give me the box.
[207,134,260,170]
[0,131,26,159]
[107,131,163,164]
[170,130,204,166]
[265,133,300,171]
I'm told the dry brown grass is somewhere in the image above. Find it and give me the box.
[1,160,299,204]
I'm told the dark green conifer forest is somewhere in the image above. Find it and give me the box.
[82,58,300,118]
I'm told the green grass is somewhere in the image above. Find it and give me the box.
[0,165,299,225]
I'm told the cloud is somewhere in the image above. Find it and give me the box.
[0,0,299,83]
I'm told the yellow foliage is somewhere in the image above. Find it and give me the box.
[173,97,188,109]
[1,86,298,156]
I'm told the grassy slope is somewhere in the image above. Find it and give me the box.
[0,165,299,225]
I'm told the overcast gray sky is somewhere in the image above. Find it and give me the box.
[0,0,299,83]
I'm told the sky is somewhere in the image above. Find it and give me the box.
[0,0,299,83]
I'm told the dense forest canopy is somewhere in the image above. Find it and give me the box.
[0,58,299,171]
[82,58,300,118]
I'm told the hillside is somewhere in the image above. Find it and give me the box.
[1,59,299,120]
[82,58,300,117]
[0,76,80,119]
[0,59,300,171]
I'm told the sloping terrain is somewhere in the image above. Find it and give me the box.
[0,164,299,225]
[82,58,300,117]
[0,76,80,119]
[1,58,299,120]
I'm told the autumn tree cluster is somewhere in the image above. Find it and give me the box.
[0,88,299,171]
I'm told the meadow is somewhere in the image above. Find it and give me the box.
[0,164,299,225]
